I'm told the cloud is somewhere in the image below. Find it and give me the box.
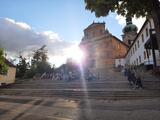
[115,15,146,32]
[0,18,76,67]
[4,18,31,30]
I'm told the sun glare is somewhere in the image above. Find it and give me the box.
[66,46,84,63]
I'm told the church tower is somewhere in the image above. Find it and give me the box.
[122,17,138,46]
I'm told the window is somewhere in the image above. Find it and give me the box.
[135,44,137,51]
[100,29,103,34]
[148,50,151,56]
[144,51,146,60]
[146,27,148,37]
[133,47,134,54]
[137,40,140,48]
[142,34,144,43]
[149,21,152,28]
[139,56,141,64]
[136,58,138,65]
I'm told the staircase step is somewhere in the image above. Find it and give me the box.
[0,71,159,100]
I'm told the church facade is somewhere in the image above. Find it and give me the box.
[79,22,128,75]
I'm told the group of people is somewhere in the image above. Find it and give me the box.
[40,72,54,79]
[54,71,79,81]
[124,67,143,89]
[85,70,98,81]
[40,69,98,82]
[40,71,78,81]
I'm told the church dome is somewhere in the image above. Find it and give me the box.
[122,23,138,33]
[122,17,138,33]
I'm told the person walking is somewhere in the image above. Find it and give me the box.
[126,68,135,86]
[125,66,138,89]
[134,68,144,89]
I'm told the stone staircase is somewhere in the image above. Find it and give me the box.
[0,71,159,100]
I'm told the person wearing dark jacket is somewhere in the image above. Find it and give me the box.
[134,68,144,89]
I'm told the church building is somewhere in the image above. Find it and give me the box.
[79,22,128,76]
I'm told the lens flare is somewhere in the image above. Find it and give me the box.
[66,46,84,63]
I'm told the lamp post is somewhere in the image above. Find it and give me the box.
[149,29,157,68]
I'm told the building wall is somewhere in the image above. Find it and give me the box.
[111,37,128,59]
[0,67,16,85]
[95,36,128,69]
[125,18,160,66]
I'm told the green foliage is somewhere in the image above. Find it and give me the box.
[85,0,158,18]
[24,45,53,78]
[16,55,29,78]
[16,45,55,79]
[0,49,8,74]
[31,45,51,74]
[85,0,160,51]
[24,67,36,78]
[32,45,48,65]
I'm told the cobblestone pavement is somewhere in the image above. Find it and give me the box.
[0,95,160,120]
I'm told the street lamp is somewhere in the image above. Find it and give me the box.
[149,29,157,68]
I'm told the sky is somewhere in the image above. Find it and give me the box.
[0,0,145,67]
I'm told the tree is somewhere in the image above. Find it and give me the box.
[31,45,51,75]
[85,0,160,51]
[0,49,8,74]
[32,45,48,68]
[16,55,29,78]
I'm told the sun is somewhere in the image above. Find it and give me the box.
[66,45,84,63]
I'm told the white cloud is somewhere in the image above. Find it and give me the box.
[41,31,60,42]
[5,18,31,29]
[115,15,146,32]
[48,55,66,67]
[0,18,76,67]
[115,15,126,26]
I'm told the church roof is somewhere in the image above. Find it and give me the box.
[122,17,138,33]
[84,22,105,31]
[122,24,138,33]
